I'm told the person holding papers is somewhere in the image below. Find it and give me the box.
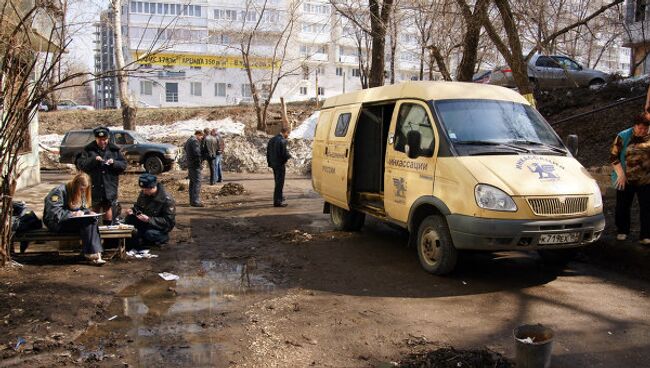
[43,173,105,265]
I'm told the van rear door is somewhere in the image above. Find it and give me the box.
[321,105,361,209]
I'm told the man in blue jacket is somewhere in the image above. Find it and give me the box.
[266,128,291,207]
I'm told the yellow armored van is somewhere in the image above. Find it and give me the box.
[312,81,605,275]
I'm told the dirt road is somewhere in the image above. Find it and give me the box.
[2,170,650,367]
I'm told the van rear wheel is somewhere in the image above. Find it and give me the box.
[330,205,365,231]
[417,215,457,275]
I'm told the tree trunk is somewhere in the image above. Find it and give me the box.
[455,0,489,82]
[113,0,137,130]
[493,0,532,95]
[368,0,394,88]
[429,46,452,81]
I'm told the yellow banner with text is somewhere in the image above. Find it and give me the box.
[133,52,279,70]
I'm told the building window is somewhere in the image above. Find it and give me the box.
[336,67,343,76]
[317,87,325,96]
[215,82,226,97]
[241,84,252,98]
[300,86,307,95]
[352,68,361,77]
[317,66,325,75]
[165,83,178,102]
[302,65,309,80]
[190,82,202,96]
[191,66,201,70]
[140,80,153,95]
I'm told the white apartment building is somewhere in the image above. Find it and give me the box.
[96,0,424,108]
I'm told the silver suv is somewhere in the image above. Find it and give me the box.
[489,55,610,89]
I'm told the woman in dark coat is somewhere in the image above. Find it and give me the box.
[43,172,105,264]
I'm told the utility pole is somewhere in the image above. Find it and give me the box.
[343,71,346,94]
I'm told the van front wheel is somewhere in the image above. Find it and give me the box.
[417,215,458,275]
[330,205,365,231]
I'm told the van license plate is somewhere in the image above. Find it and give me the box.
[539,232,580,245]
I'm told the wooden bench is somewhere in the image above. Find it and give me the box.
[11,226,134,260]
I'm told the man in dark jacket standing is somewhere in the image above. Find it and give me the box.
[80,127,127,224]
[266,128,291,207]
[124,173,176,249]
[202,128,219,185]
[184,130,204,207]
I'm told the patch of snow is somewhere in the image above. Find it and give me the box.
[109,117,246,139]
[289,111,319,140]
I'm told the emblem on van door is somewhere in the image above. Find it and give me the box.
[392,177,407,200]
[527,162,558,179]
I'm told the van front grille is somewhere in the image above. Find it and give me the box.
[527,196,588,216]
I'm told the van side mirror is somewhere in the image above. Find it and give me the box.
[566,134,578,156]
[406,130,421,159]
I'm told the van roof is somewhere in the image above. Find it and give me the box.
[321,81,530,109]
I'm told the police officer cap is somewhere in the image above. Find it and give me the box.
[93,126,109,138]
[138,173,157,188]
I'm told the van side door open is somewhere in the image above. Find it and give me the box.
[384,100,439,223]
[322,105,361,209]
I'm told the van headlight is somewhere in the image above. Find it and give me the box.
[592,180,603,208]
[474,184,517,212]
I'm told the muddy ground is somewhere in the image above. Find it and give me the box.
[2,168,650,367]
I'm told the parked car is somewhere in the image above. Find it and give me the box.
[37,102,49,112]
[471,69,492,84]
[59,129,177,174]
[56,99,95,111]
[489,55,611,89]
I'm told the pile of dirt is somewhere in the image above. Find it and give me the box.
[271,230,314,243]
[218,183,245,196]
[537,77,649,168]
[397,347,513,368]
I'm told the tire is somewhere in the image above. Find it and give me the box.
[144,155,164,174]
[416,215,458,275]
[330,205,365,231]
[589,78,605,87]
[538,248,577,266]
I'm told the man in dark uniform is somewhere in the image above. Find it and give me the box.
[266,127,291,207]
[184,130,204,206]
[79,127,127,224]
[124,173,176,249]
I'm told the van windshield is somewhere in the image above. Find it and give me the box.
[434,99,566,156]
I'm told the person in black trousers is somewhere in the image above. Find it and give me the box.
[124,173,176,249]
[184,130,204,207]
[266,128,291,207]
[79,127,127,225]
[610,113,650,244]
[43,173,105,265]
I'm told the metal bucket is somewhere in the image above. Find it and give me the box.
[513,324,554,368]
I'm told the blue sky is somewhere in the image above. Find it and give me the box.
[67,0,107,72]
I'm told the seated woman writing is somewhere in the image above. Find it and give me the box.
[43,172,106,265]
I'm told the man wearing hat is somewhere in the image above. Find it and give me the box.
[79,127,127,225]
[124,173,176,249]
[184,130,204,207]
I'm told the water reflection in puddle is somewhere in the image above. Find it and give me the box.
[79,259,276,367]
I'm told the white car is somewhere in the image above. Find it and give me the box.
[57,99,95,111]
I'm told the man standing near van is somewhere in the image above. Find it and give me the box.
[212,128,225,183]
[184,130,204,207]
[266,128,291,207]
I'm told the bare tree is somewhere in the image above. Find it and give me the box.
[0,0,77,265]
[231,0,304,131]
[331,0,394,87]
[480,0,623,95]
[111,0,137,130]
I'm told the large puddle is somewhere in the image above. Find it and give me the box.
[76,259,275,366]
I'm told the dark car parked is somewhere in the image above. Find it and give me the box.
[59,129,177,174]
